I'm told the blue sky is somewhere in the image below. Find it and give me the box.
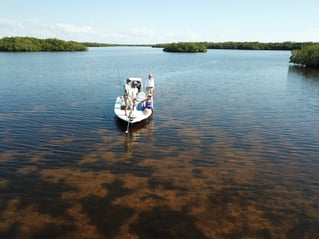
[1,0,319,44]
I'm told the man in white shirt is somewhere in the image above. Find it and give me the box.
[146,73,155,96]
[128,81,139,117]
[123,79,132,116]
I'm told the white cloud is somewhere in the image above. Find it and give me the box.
[0,18,205,44]
[0,19,23,36]
[7,19,318,44]
[53,23,94,34]
[257,27,319,43]
[302,27,319,41]
[0,18,99,41]
[163,30,202,43]
[129,28,154,37]
[0,19,21,28]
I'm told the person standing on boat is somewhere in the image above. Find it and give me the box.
[128,81,139,117]
[146,73,155,96]
[123,78,132,116]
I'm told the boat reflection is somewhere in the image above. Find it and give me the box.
[121,118,154,154]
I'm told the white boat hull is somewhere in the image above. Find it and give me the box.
[114,96,153,124]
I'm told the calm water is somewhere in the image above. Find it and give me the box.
[1,47,319,239]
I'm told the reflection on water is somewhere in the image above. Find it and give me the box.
[1,48,319,238]
[289,65,319,79]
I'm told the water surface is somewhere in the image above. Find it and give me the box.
[0,47,319,238]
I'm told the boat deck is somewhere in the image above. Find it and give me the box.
[114,96,152,124]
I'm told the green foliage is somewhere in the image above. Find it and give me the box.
[290,43,319,68]
[154,41,312,51]
[0,37,87,52]
[163,42,207,53]
[82,42,118,47]
[206,41,305,50]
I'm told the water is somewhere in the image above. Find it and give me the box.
[1,47,319,239]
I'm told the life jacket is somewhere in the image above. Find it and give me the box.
[145,101,152,108]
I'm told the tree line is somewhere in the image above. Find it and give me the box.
[0,37,87,52]
[1,37,318,68]
[1,37,315,53]
[206,41,311,50]
[153,41,313,51]
[82,42,117,47]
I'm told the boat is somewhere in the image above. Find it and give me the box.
[114,77,153,133]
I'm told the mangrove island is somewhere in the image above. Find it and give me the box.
[162,42,207,53]
[0,37,87,52]
[290,43,319,69]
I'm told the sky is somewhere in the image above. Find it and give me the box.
[1,0,319,44]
